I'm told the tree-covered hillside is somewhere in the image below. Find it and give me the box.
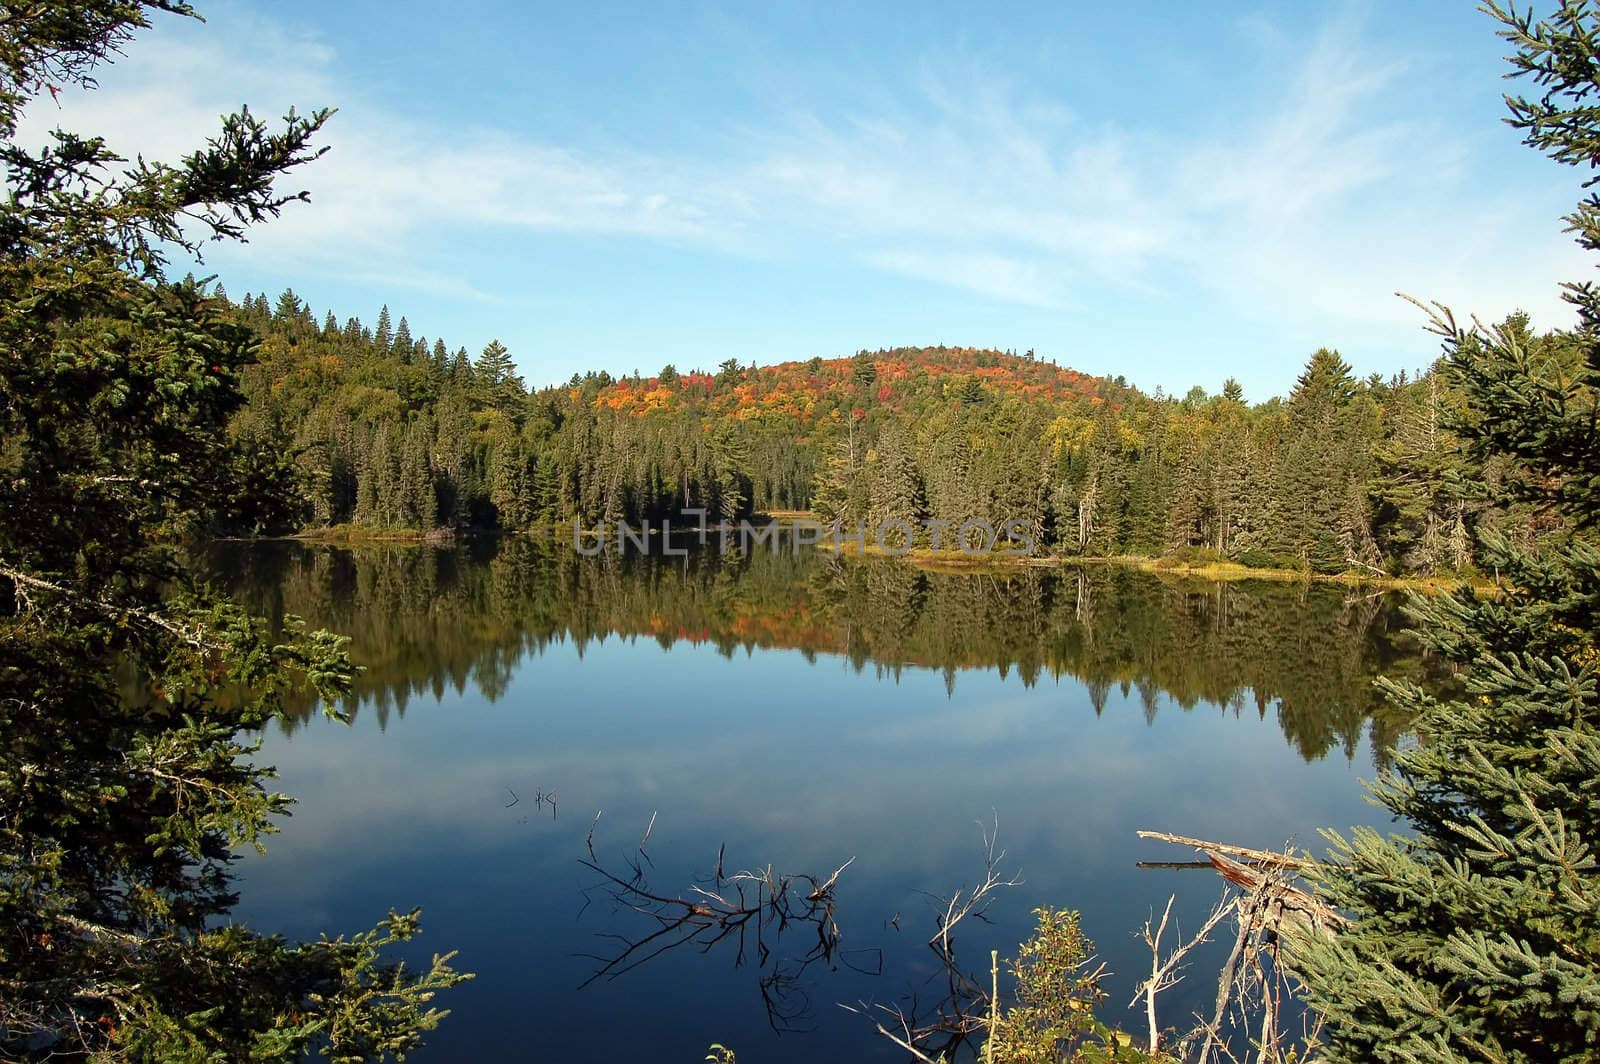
[222,287,1570,575]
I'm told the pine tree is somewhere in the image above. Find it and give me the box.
[399,419,436,528]
[851,351,878,388]
[274,288,302,320]
[393,315,414,362]
[373,304,393,353]
[475,339,521,410]
[370,422,402,527]
[449,345,473,384]
[487,424,531,528]
[812,441,862,531]
[1292,5,1600,1059]
[866,429,926,536]
[1276,349,1364,571]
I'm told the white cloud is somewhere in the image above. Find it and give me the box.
[16,10,719,289]
[13,4,1582,350]
[867,250,1067,308]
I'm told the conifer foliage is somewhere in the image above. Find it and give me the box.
[0,4,467,1059]
[232,294,1570,576]
[1291,4,1600,1059]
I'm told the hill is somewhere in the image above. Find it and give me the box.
[220,287,1566,575]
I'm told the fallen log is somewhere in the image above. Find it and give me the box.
[1135,830,1315,871]
[1205,852,1347,937]
[1137,830,1345,939]
[1138,830,1344,1062]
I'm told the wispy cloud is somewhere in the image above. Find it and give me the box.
[867,250,1068,309]
[17,11,719,288]
[15,4,1582,368]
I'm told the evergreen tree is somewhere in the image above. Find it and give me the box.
[399,418,436,528]
[475,339,521,410]
[274,287,302,321]
[1276,349,1365,571]
[812,441,863,531]
[866,429,926,535]
[0,5,466,1059]
[1293,5,1600,1058]
[487,423,532,528]
[370,421,401,527]
[851,350,878,388]
[393,315,414,362]
[450,345,473,384]
[373,303,393,353]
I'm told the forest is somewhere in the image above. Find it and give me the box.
[221,288,1572,575]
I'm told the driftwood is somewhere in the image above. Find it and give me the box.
[1136,830,1342,940]
[1138,830,1341,1063]
[1136,831,1315,871]
[576,815,856,1032]
[1204,852,1346,940]
[844,816,1023,1061]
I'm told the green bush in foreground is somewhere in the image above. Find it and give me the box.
[986,908,1161,1064]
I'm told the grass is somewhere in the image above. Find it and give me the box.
[816,539,1495,592]
[280,524,459,545]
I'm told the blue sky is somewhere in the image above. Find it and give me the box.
[19,0,1590,397]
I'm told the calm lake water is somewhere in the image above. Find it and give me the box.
[210,538,1429,1062]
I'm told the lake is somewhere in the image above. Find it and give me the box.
[209,537,1430,1062]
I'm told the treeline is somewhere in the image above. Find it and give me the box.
[222,287,1572,575]
[814,339,1575,574]
[227,288,1097,533]
[210,538,1437,763]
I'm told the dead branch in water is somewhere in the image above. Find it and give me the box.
[847,815,1023,1061]
[1135,831,1315,871]
[1138,830,1337,1064]
[576,815,854,1032]
[1130,893,1234,1057]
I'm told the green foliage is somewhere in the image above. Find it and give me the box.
[0,4,467,1059]
[1290,5,1600,1060]
[985,908,1160,1064]
[226,281,1556,575]
[850,350,878,387]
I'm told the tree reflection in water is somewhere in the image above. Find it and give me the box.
[208,536,1440,766]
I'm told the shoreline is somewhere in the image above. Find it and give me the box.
[815,541,1492,592]
[254,522,1490,593]
[243,526,460,546]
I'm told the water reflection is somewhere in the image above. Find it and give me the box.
[202,539,1438,1061]
[212,537,1427,765]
